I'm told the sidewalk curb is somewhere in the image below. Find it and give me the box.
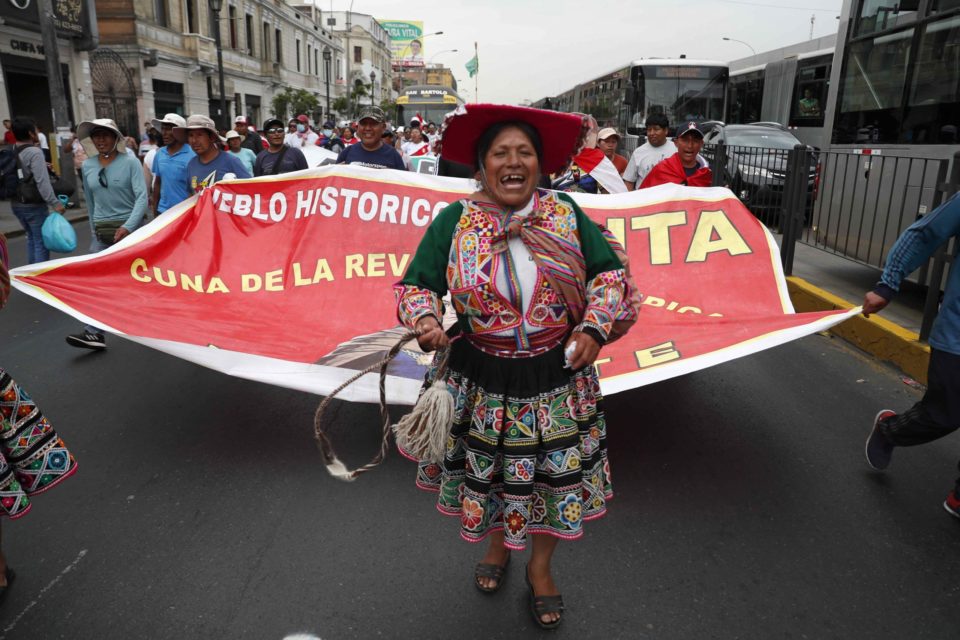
[787,276,930,385]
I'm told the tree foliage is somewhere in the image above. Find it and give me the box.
[271,88,320,121]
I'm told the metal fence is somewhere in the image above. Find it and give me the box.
[705,143,959,342]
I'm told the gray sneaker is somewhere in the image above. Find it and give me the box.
[865,409,896,470]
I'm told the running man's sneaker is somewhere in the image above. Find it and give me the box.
[865,409,897,471]
[65,332,106,350]
[944,492,960,520]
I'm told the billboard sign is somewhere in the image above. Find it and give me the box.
[379,20,424,69]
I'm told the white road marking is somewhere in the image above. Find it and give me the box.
[0,548,88,639]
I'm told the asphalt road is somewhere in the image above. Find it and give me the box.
[0,229,957,640]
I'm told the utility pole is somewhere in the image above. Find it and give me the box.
[36,0,72,167]
[810,14,815,40]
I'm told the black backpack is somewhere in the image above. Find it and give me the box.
[0,148,17,200]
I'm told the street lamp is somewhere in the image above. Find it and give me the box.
[208,0,228,131]
[427,48,458,65]
[323,47,332,120]
[369,70,376,107]
[722,36,756,57]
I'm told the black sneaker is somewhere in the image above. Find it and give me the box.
[65,332,106,350]
[865,409,896,471]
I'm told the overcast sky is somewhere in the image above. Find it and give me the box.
[328,0,845,104]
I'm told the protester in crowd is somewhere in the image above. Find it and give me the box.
[150,113,195,216]
[284,114,319,149]
[401,124,431,158]
[426,122,438,137]
[69,126,88,203]
[141,121,152,143]
[395,104,634,630]
[639,121,712,188]
[863,193,960,518]
[234,116,265,154]
[597,127,628,176]
[622,114,676,190]
[335,106,405,171]
[0,238,78,603]
[124,136,140,159]
[552,114,625,194]
[382,129,396,148]
[225,130,257,176]
[341,126,359,146]
[68,118,148,350]
[178,115,251,193]
[2,120,14,145]
[139,128,159,159]
[253,117,308,176]
[316,120,345,154]
[141,131,162,203]
[35,129,50,163]
[9,117,67,264]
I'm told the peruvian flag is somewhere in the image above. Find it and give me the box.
[573,148,627,194]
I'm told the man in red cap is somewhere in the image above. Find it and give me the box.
[284,114,318,148]
[640,121,712,188]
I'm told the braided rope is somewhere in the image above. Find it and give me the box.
[313,329,450,482]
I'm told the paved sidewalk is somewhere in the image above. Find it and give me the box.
[0,198,89,238]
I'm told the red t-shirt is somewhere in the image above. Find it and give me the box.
[3,131,15,145]
[611,153,628,176]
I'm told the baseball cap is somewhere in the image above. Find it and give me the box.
[295,114,310,124]
[358,106,386,123]
[263,117,284,130]
[234,115,249,124]
[675,121,704,138]
[322,120,335,129]
[598,127,620,141]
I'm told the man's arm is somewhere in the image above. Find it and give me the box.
[26,148,64,213]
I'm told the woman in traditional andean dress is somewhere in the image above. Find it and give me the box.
[394,104,633,629]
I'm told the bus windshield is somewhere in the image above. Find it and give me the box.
[396,86,463,129]
[630,64,727,133]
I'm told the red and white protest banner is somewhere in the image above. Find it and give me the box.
[10,165,857,403]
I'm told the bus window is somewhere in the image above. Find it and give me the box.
[856,0,918,36]
[789,57,830,127]
[904,14,960,143]
[728,70,764,124]
[833,28,914,144]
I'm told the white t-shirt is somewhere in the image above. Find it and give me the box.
[37,132,49,150]
[401,140,430,157]
[623,140,677,186]
[284,130,319,148]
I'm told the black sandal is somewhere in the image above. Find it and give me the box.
[525,564,564,630]
[474,552,511,594]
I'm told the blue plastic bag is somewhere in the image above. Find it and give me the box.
[41,212,77,253]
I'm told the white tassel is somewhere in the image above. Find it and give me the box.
[323,455,357,482]
[393,379,454,463]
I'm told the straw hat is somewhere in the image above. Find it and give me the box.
[440,104,583,175]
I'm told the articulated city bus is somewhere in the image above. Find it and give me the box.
[534,58,729,149]
[727,43,835,149]
[395,85,464,127]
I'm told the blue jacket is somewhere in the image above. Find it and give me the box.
[876,192,960,355]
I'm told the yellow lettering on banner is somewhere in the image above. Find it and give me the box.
[181,273,204,293]
[154,268,177,287]
[631,211,686,265]
[265,269,283,291]
[642,296,665,308]
[131,258,151,283]
[293,260,334,285]
[207,277,230,294]
[635,341,681,369]
[293,262,312,286]
[345,254,364,278]
[605,218,626,249]
[242,273,262,291]
[685,210,752,263]
[388,253,410,277]
[367,253,385,277]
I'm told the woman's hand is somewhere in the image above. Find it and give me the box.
[415,315,449,352]
[565,331,600,370]
[114,226,130,243]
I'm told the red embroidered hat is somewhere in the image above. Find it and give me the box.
[441,104,583,175]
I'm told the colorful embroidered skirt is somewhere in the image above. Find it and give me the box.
[0,368,77,519]
[402,339,613,550]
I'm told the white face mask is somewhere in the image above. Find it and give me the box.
[323,129,333,137]
[296,124,306,133]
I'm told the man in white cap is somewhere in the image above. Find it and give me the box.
[66,118,148,350]
[150,112,195,216]
[597,127,628,176]
[175,114,250,194]
[225,130,257,176]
